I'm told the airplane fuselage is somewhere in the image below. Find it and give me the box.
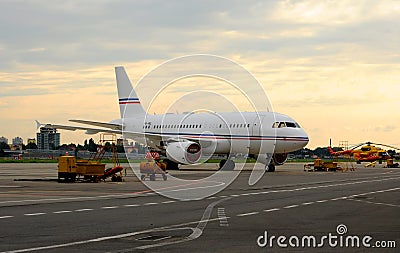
[116,111,308,156]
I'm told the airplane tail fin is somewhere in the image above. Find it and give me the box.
[115,66,146,118]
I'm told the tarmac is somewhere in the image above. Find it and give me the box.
[0,162,399,252]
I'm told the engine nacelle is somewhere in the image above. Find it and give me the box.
[166,141,201,165]
[273,153,288,165]
[254,153,288,166]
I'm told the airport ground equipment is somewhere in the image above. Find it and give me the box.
[58,156,105,182]
[102,166,124,182]
[139,161,167,181]
[139,152,168,181]
[384,159,399,168]
[57,156,124,182]
[58,156,78,182]
[364,161,377,167]
[304,158,342,172]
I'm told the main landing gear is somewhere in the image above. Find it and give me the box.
[219,157,235,171]
[266,163,275,172]
[164,159,179,170]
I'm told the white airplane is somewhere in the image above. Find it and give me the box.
[42,66,309,172]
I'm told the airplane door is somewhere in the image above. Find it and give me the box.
[249,115,265,153]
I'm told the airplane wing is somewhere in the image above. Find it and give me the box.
[43,123,121,135]
[40,121,212,148]
[69,119,122,130]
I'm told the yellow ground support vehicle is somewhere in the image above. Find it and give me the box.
[384,159,399,168]
[304,158,341,172]
[58,156,105,182]
[58,156,78,182]
[139,161,167,181]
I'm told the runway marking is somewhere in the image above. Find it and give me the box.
[124,204,140,207]
[0,180,223,206]
[0,215,13,219]
[206,196,217,199]
[136,197,232,250]
[237,211,259,217]
[143,202,158,206]
[74,208,93,212]
[283,204,299,209]
[0,217,225,253]
[2,177,399,223]
[24,213,46,216]
[217,208,229,227]
[101,206,119,209]
[161,200,176,204]
[238,187,400,218]
[347,199,400,208]
[53,210,72,214]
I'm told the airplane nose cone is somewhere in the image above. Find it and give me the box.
[299,129,309,149]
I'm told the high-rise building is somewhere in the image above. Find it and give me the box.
[12,137,23,146]
[0,136,8,144]
[36,128,60,150]
[27,138,36,144]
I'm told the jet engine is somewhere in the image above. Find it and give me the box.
[254,153,288,166]
[166,141,201,164]
[273,153,288,165]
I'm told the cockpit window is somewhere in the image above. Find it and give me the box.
[272,121,300,128]
[285,122,297,128]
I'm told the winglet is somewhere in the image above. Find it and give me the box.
[115,66,146,118]
[35,120,43,130]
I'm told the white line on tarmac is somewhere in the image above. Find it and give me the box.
[237,211,259,217]
[283,205,299,209]
[0,215,13,219]
[161,200,176,204]
[0,217,223,253]
[24,213,46,216]
[143,202,158,206]
[101,206,119,209]
[74,209,93,212]
[53,210,72,214]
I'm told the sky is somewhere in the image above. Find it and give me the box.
[0,0,399,149]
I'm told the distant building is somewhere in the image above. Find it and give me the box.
[12,137,23,146]
[27,138,36,144]
[36,127,60,150]
[117,138,129,146]
[0,136,8,144]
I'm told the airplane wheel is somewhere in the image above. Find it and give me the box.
[165,159,179,170]
[220,160,235,170]
[266,163,275,172]
[219,159,227,170]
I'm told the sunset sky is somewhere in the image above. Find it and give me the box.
[0,0,399,149]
